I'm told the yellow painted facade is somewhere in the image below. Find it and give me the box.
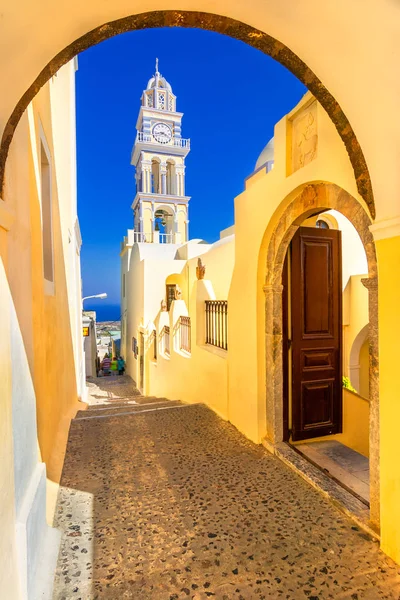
[0,61,84,598]
[376,234,400,562]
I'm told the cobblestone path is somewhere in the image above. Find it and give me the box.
[53,378,400,599]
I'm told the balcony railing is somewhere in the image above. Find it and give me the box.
[136,131,190,149]
[205,300,228,351]
[159,233,174,244]
[130,231,175,244]
[179,316,191,353]
[163,326,170,356]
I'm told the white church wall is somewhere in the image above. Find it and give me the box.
[124,246,145,384]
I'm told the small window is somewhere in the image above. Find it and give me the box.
[166,284,176,311]
[316,219,329,229]
[41,140,54,284]
[153,330,157,361]
[123,273,126,298]
[132,337,138,359]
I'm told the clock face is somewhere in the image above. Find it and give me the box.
[152,122,172,144]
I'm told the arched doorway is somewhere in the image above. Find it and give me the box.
[263,182,379,525]
[0,12,374,221]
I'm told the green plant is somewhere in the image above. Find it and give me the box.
[342,376,357,393]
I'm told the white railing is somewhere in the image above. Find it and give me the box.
[129,231,176,244]
[159,233,174,244]
[136,131,190,149]
[132,231,148,243]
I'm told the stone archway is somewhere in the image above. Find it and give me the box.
[0,11,375,218]
[263,183,379,526]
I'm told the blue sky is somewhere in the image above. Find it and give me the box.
[77,28,306,319]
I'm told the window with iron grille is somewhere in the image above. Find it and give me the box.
[179,316,191,353]
[153,330,157,360]
[205,300,228,351]
[163,326,170,355]
[166,284,176,311]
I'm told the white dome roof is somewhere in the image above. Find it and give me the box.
[255,137,274,170]
[146,75,172,93]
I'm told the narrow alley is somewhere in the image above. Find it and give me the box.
[51,376,400,599]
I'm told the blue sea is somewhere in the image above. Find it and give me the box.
[84,303,121,323]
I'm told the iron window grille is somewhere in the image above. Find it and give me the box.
[179,316,191,353]
[205,300,228,351]
[163,326,170,355]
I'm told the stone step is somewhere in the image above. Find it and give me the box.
[75,399,184,420]
[85,396,172,410]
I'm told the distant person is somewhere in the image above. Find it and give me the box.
[117,356,125,376]
[96,353,101,377]
[101,355,111,376]
[111,356,118,373]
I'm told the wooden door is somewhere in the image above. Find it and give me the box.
[291,226,342,441]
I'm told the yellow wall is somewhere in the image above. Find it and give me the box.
[0,60,83,596]
[3,65,82,530]
[377,234,400,563]
[28,79,81,491]
[340,389,370,457]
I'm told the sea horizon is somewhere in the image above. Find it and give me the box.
[84,303,121,323]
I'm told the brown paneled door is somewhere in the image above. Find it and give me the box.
[290,226,342,441]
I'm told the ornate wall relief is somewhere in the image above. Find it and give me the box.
[291,101,318,173]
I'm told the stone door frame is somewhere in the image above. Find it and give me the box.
[263,183,379,527]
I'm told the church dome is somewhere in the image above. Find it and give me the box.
[255,137,274,171]
[142,59,176,111]
[146,58,173,93]
[146,74,172,93]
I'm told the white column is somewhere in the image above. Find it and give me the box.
[160,164,167,195]
[181,166,185,196]
[185,219,190,242]
[176,169,183,196]
[147,168,151,193]
[173,215,180,243]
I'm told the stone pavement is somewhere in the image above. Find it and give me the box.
[85,375,141,406]
[53,379,400,599]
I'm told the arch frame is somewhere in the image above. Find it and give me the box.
[0,10,374,218]
[262,183,379,526]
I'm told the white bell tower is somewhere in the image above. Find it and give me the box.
[131,59,191,244]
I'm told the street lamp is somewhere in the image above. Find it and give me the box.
[82,293,107,303]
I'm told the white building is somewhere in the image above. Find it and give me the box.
[121,62,200,383]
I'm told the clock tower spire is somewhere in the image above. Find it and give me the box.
[131,61,190,244]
